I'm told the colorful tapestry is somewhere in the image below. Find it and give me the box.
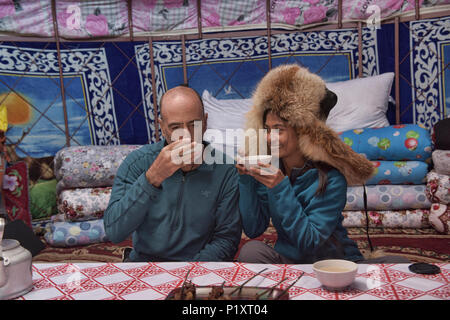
[345,185,431,211]
[2,161,32,228]
[0,15,448,163]
[410,17,450,126]
[367,160,429,185]
[135,28,380,142]
[0,1,447,37]
[338,124,432,161]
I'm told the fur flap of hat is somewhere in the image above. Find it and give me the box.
[246,64,374,186]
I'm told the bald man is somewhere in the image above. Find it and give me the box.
[104,86,242,262]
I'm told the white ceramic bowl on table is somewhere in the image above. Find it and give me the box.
[313,259,358,290]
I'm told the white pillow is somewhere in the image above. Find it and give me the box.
[325,72,394,132]
[202,90,252,131]
[202,90,253,157]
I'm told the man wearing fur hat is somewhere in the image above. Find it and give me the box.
[237,64,409,264]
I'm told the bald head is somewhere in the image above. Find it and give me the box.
[160,86,204,120]
[158,86,207,144]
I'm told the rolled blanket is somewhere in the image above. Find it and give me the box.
[44,218,108,247]
[429,203,450,234]
[342,209,430,228]
[426,170,450,204]
[57,187,112,222]
[432,150,450,175]
[338,124,432,161]
[366,161,428,185]
[345,185,431,211]
[54,145,142,194]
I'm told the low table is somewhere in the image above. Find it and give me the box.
[17,262,449,300]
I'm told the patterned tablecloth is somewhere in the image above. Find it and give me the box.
[17,262,449,300]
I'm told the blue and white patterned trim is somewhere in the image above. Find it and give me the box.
[135,28,378,142]
[0,45,120,145]
[410,17,450,129]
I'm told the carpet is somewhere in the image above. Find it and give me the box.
[347,227,450,263]
[32,227,449,263]
[32,238,132,263]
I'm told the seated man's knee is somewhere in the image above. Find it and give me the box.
[237,240,271,263]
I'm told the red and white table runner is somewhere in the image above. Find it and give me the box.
[17,262,449,300]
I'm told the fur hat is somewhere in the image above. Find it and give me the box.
[245,64,374,186]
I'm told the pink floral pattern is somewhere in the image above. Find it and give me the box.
[85,14,109,37]
[0,0,15,19]
[164,0,184,9]
[303,5,328,24]
[282,7,301,25]
[429,203,450,234]
[426,170,450,205]
[0,0,446,37]
[3,173,18,191]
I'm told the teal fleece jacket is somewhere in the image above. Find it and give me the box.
[239,168,363,263]
[103,140,242,262]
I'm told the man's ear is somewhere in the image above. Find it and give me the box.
[319,88,338,120]
[158,117,168,141]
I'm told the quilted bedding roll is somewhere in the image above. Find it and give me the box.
[54,145,142,193]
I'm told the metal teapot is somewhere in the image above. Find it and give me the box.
[0,218,33,300]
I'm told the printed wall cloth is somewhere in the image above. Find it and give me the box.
[0,1,448,38]
[0,16,448,161]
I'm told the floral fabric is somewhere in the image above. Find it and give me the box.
[44,218,108,247]
[338,124,432,161]
[0,0,447,38]
[2,161,32,228]
[366,160,428,185]
[54,145,142,194]
[432,150,450,175]
[345,185,431,211]
[425,170,450,204]
[342,209,430,228]
[58,187,112,222]
[429,203,450,234]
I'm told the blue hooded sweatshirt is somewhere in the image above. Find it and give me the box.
[103,140,242,262]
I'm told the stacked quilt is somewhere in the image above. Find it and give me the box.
[426,150,450,234]
[338,124,432,228]
[45,145,142,247]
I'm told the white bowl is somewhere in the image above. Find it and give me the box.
[313,259,358,290]
[238,155,272,168]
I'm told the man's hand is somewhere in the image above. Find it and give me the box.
[238,161,285,189]
[146,139,200,187]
